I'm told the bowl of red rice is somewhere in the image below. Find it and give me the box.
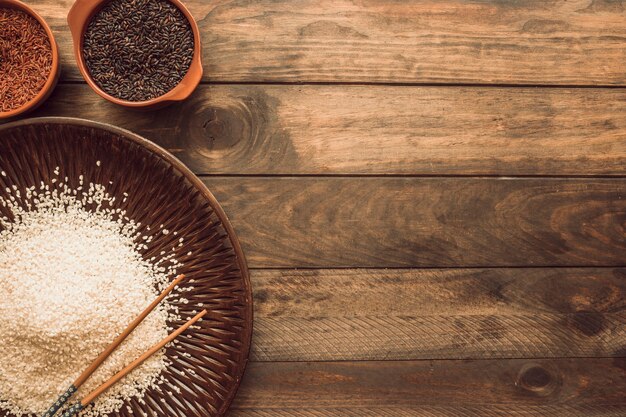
[0,0,60,120]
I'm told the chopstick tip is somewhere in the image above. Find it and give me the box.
[170,274,186,288]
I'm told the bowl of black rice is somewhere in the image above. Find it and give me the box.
[67,0,202,109]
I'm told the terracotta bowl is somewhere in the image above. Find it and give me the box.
[0,118,252,417]
[0,0,60,120]
[67,0,203,110]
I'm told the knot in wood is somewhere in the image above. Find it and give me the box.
[516,363,560,397]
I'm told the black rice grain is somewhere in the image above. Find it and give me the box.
[82,0,194,102]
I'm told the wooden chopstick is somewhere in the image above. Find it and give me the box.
[60,310,208,417]
[41,274,186,417]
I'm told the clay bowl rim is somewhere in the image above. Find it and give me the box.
[0,0,60,120]
[0,116,253,417]
[67,0,203,109]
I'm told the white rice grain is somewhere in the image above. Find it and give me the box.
[0,175,182,417]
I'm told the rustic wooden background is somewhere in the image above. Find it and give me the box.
[26,0,626,415]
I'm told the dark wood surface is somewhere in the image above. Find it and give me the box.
[247,268,625,361]
[33,84,626,175]
[200,177,626,268]
[28,0,626,85]
[16,0,626,415]
[228,359,626,415]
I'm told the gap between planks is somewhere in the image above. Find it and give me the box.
[55,80,626,89]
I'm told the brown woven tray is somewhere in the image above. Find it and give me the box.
[0,118,253,417]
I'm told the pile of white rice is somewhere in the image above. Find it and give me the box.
[0,167,186,417]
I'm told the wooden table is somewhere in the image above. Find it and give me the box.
[27,0,626,415]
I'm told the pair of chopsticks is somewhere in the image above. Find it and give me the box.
[42,274,206,417]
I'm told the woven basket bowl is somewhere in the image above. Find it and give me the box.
[0,118,252,417]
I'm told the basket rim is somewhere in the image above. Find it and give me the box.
[0,116,253,417]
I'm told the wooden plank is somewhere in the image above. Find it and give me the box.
[230,408,626,417]
[33,0,626,85]
[251,268,626,317]
[248,268,626,361]
[228,359,626,416]
[201,177,626,268]
[32,84,626,176]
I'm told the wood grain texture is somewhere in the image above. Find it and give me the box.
[202,177,626,268]
[31,84,626,176]
[32,0,626,85]
[228,359,626,416]
[248,268,626,361]
[20,0,626,415]
[251,268,626,317]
